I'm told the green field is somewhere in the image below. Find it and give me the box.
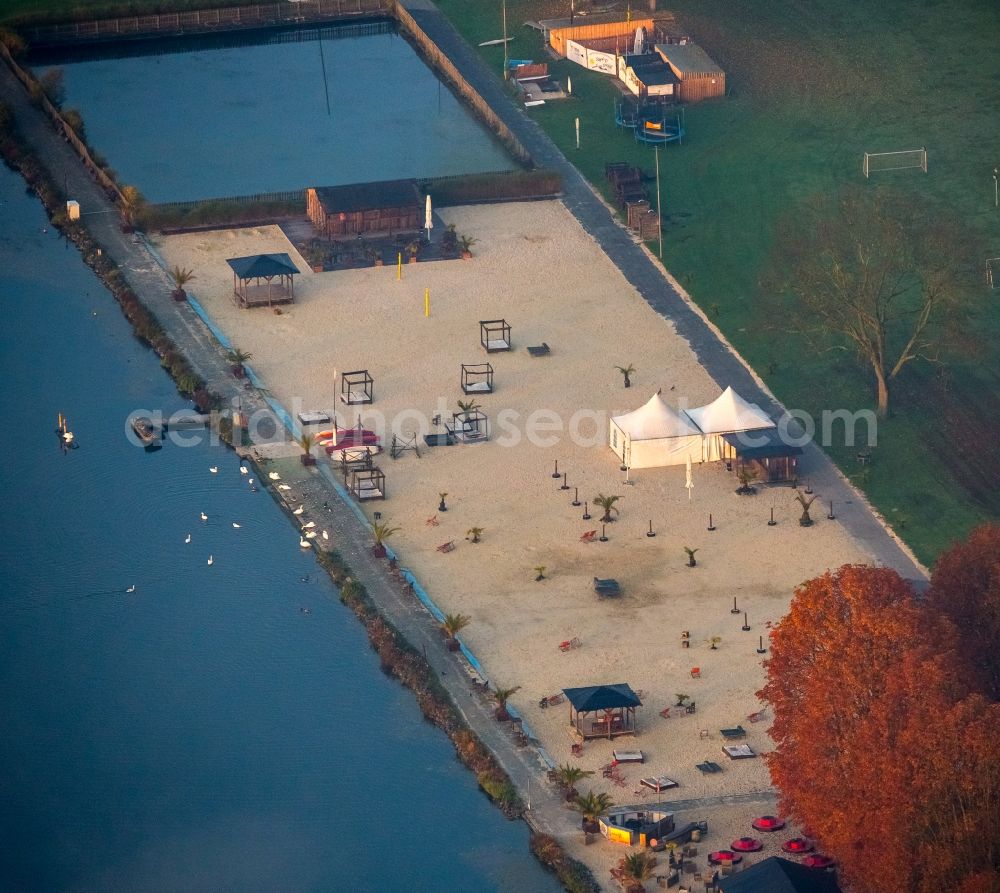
[4,0,998,564]
[434,0,1000,565]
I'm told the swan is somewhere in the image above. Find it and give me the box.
[200,512,208,521]
[268,472,281,480]
[247,478,254,486]
[240,466,248,475]
[209,467,218,473]
[292,505,304,516]
[299,537,311,548]
[126,585,136,593]
[207,555,214,565]
[305,531,317,539]
[322,530,329,541]
[232,522,241,529]
[302,521,316,529]
[278,484,291,491]
[184,533,192,544]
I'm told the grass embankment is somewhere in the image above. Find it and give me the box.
[435,0,1000,565]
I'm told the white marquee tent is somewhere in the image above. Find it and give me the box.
[609,392,704,468]
[685,386,775,461]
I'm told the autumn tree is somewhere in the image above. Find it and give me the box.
[759,564,1000,893]
[928,523,1000,700]
[775,188,974,417]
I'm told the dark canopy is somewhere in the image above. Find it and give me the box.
[723,428,804,460]
[313,179,421,214]
[718,857,841,893]
[227,253,298,279]
[563,683,642,711]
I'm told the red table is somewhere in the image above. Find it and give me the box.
[731,837,764,852]
[804,854,835,869]
[782,838,814,854]
[708,850,743,866]
[752,815,786,832]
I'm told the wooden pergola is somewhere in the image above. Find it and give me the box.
[227,253,298,309]
[350,466,385,501]
[461,362,494,395]
[563,683,642,740]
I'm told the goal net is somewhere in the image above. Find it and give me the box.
[863,148,927,178]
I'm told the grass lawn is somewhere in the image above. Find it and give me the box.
[4,0,997,563]
[435,0,1000,566]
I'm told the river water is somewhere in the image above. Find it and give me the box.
[0,168,558,890]
[34,24,515,202]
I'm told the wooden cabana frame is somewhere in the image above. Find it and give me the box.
[337,446,374,481]
[461,363,494,395]
[350,466,385,501]
[449,409,490,443]
[563,683,642,740]
[480,319,511,353]
[341,369,374,405]
[227,253,298,309]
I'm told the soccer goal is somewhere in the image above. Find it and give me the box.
[863,148,928,178]
[987,257,1000,289]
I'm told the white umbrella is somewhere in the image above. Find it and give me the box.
[685,454,694,500]
[425,194,433,241]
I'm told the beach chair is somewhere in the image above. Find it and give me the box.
[527,342,550,357]
[559,637,582,652]
[425,515,439,527]
[747,709,766,723]
[685,701,697,714]
[720,725,747,740]
[580,530,598,543]
[594,577,621,596]
[722,744,757,760]
[690,667,701,678]
[571,742,584,757]
[546,692,565,706]
[696,761,723,774]
[436,540,456,553]
[659,707,671,719]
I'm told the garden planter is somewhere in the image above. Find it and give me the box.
[300,454,316,467]
[446,638,461,652]
[172,289,187,302]
[461,251,472,259]
[582,819,600,834]
[231,364,246,379]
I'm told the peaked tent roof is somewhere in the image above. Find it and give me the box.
[685,386,775,435]
[612,393,702,440]
[563,684,642,711]
[227,253,299,279]
[718,856,841,893]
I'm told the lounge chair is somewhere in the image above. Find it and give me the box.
[436,540,456,553]
[580,530,598,543]
[594,577,621,596]
[559,637,582,652]
[720,725,747,740]
[690,667,701,678]
[722,744,757,759]
[527,342,550,357]
[747,709,766,723]
[612,749,644,763]
[659,707,671,719]
[640,775,678,792]
[696,761,723,774]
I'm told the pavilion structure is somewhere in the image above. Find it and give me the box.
[563,683,642,739]
[227,253,298,309]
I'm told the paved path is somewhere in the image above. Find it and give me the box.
[403,0,926,583]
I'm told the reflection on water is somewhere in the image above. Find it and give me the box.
[37,24,514,202]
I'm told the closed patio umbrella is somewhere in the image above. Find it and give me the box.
[425,194,433,242]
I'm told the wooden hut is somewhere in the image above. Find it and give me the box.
[541,14,654,58]
[307,179,421,239]
[563,683,642,740]
[654,42,725,101]
[227,253,298,309]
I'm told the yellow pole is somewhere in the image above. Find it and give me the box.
[397,253,402,280]
[424,288,430,317]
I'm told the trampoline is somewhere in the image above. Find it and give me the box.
[634,116,685,146]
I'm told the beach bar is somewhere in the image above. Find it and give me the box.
[563,683,642,739]
[306,180,421,239]
[227,253,297,308]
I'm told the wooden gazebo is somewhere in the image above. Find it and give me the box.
[563,683,642,740]
[227,253,298,308]
[461,363,494,395]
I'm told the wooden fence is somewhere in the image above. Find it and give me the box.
[20,0,390,46]
[393,3,532,168]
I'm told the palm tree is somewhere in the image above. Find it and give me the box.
[441,612,471,651]
[684,546,699,567]
[119,184,144,231]
[794,489,819,526]
[492,684,521,721]
[615,363,636,388]
[621,852,656,893]
[554,764,594,801]
[458,234,478,257]
[572,790,613,831]
[534,565,547,582]
[456,398,481,414]
[370,520,400,557]
[169,265,195,301]
[298,432,316,466]
[438,491,448,512]
[226,348,253,379]
[593,493,621,523]
[736,466,758,495]
[466,526,484,543]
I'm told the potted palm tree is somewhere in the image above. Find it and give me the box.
[683,546,699,567]
[370,519,400,558]
[226,348,253,379]
[169,265,195,302]
[735,466,758,495]
[298,432,316,466]
[492,684,521,722]
[466,526,484,543]
[554,764,594,801]
[593,493,622,523]
[406,240,420,263]
[615,363,636,388]
[458,234,478,259]
[441,612,471,652]
[794,489,819,526]
[534,565,547,582]
[572,790,613,833]
[621,852,656,893]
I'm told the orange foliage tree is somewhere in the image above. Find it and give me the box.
[928,523,1000,700]
[759,564,1000,893]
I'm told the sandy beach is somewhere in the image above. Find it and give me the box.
[156,200,873,883]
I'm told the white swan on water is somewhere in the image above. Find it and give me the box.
[207,555,214,565]
[209,467,218,473]
[184,533,192,544]
[126,585,136,593]
[240,466,248,475]
[200,512,208,521]
[299,537,311,548]
[232,522,241,528]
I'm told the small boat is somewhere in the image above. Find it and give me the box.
[131,416,157,446]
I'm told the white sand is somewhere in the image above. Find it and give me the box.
[156,202,870,882]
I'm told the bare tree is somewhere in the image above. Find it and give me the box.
[781,189,971,418]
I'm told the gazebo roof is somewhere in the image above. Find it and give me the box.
[563,683,642,711]
[723,428,803,459]
[226,253,298,279]
[313,179,421,213]
[718,856,841,893]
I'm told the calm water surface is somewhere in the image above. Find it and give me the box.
[36,26,514,202]
[0,169,557,891]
